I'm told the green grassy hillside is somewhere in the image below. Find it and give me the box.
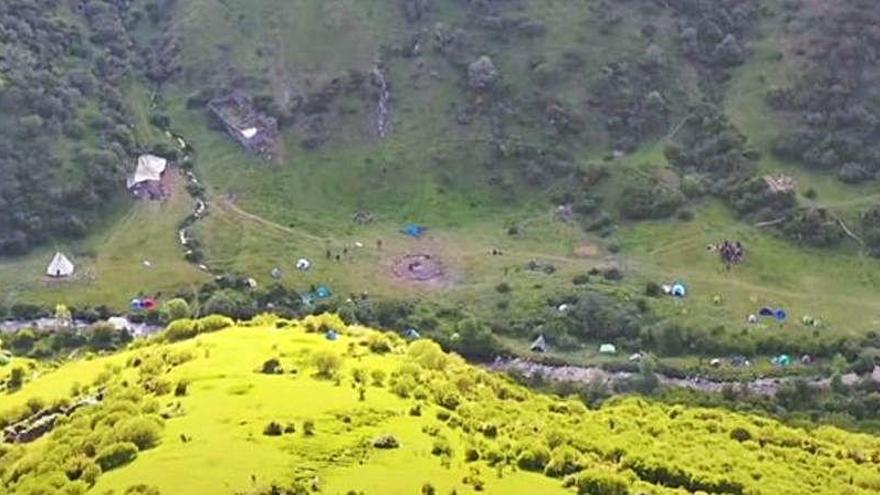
[5,0,880,393]
[2,315,880,494]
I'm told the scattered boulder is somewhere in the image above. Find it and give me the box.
[713,33,745,66]
[468,56,499,91]
[433,22,455,52]
[517,19,546,37]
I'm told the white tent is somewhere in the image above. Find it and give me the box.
[46,252,74,277]
[296,258,312,271]
[127,154,168,189]
[240,127,258,139]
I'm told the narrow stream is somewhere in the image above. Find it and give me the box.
[372,62,392,138]
[489,357,878,397]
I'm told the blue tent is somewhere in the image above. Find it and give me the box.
[130,298,142,310]
[773,309,787,322]
[772,354,791,366]
[314,285,332,299]
[325,329,338,341]
[404,328,421,340]
[671,283,687,297]
[758,307,774,317]
[401,224,425,238]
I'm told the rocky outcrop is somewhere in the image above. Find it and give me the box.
[467,56,499,91]
[3,393,102,443]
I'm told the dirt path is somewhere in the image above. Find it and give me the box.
[214,197,328,243]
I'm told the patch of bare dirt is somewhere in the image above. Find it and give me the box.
[574,242,601,258]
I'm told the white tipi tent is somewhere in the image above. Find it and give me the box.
[46,252,74,278]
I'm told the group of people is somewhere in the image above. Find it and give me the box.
[711,240,745,269]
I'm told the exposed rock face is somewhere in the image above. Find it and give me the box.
[468,56,499,91]
[401,0,430,23]
[3,394,101,443]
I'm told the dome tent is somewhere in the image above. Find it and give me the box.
[599,343,617,355]
[671,282,686,297]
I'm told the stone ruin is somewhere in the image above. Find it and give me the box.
[763,173,796,194]
[208,91,279,158]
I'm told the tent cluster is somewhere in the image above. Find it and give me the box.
[661,281,687,297]
[46,252,74,278]
[130,297,157,311]
[755,307,787,322]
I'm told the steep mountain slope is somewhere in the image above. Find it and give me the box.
[0,0,173,255]
[1,315,879,494]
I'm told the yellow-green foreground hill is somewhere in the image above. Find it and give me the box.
[2,314,879,495]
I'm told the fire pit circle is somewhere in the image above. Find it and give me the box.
[392,254,445,282]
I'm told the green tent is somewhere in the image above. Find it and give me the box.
[772,354,791,366]
[599,344,617,355]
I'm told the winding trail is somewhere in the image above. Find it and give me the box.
[213,198,328,243]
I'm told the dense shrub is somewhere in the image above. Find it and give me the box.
[302,419,315,436]
[124,485,162,495]
[263,421,283,436]
[371,434,400,449]
[116,417,162,450]
[160,298,190,323]
[196,315,234,333]
[96,442,139,471]
[261,358,283,374]
[313,351,343,378]
[545,446,586,477]
[366,333,393,354]
[516,443,551,472]
[174,380,189,397]
[619,178,684,220]
[164,319,198,342]
[431,438,452,457]
[572,468,630,495]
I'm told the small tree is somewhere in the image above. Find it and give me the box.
[263,421,283,436]
[55,304,72,328]
[8,366,24,391]
[313,351,343,379]
[160,298,190,323]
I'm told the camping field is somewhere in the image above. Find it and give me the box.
[0,173,208,309]
[4,0,880,362]
[3,316,880,495]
